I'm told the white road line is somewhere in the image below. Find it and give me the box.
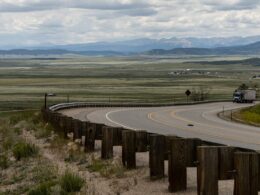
[105,109,139,130]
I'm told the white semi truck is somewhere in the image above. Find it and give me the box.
[233,89,256,103]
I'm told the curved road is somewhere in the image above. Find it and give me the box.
[61,102,260,150]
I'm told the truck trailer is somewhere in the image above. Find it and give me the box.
[233,89,256,103]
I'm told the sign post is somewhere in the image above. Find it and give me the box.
[185,90,191,103]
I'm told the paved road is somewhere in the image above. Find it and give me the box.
[61,102,260,150]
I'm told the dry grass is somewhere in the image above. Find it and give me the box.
[87,155,125,178]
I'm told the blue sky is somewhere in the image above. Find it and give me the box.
[0,0,259,47]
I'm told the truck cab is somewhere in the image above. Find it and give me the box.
[233,91,243,103]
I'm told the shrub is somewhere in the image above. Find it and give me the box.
[88,158,106,172]
[60,170,84,193]
[0,154,8,169]
[32,164,58,183]
[31,112,42,125]
[12,141,39,160]
[3,137,14,151]
[28,182,53,195]
[100,163,125,178]
[87,156,125,178]
[34,127,52,139]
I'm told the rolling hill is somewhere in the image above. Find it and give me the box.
[25,36,260,53]
[1,40,260,57]
[0,49,123,56]
[146,41,260,55]
[187,58,260,66]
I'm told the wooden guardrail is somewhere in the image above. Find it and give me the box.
[42,103,259,195]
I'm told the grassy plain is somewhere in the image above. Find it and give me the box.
[0,56,260,111]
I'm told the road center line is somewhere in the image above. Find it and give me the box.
[147,109,260,146]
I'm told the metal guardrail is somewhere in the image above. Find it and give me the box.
[49,99,232,111]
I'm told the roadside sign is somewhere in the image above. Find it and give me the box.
[185,90,191,103]
[185,90,191,97]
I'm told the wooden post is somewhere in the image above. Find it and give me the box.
[168,138,187,192]
[165,135,178,160]
[61,116,68,138]
[234,152,259,195]
[66,117,74,137]
[59,115,68,138]
[147,133,155,148]
[46,110,51,123]
[112,127,123,146]
[53,113,62,130]
[136,130,148,152]
[49,111,55,125]
[149,134,165,180]
[81,121,88,136]
[122,130,136,169]
[256,151,260,191]
[197,146,219,195]
[202,140,224,146]
[218,146,235,180]
[85,122,96,152]
[56,113,63,131]
[101,126,114,159]
[78,120,83,140]
[72,119,81,141]
[186,138,202,167]
[49,112,55,127]
[95,124,104,140]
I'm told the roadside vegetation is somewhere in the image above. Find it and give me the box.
[235,104,260,125]
[0,110,85,195]
[87,155,125,178]
[0,109,129,194]
[60,170,85,193]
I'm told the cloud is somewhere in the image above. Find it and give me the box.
[0,0,260,48]
[0,0,151,12]
[202,0,260,10]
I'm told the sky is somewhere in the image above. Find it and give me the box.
[0,0,260,47]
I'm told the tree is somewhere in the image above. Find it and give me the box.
[191,86,211,101]
[238,83,249,90]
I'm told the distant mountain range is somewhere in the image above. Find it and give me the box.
[1,36,260,56]
[27,36,260,53]
[146,41,260,55]
[0,49,123,56]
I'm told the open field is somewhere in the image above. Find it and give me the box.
[0,56,260,111]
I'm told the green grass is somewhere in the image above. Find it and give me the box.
[0,154,8,169]
[239,104,260,125]
[28,182,55,195]
[60,170,84,193]
[12,141,39,160]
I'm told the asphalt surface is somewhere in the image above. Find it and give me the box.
[63,102,260,150]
